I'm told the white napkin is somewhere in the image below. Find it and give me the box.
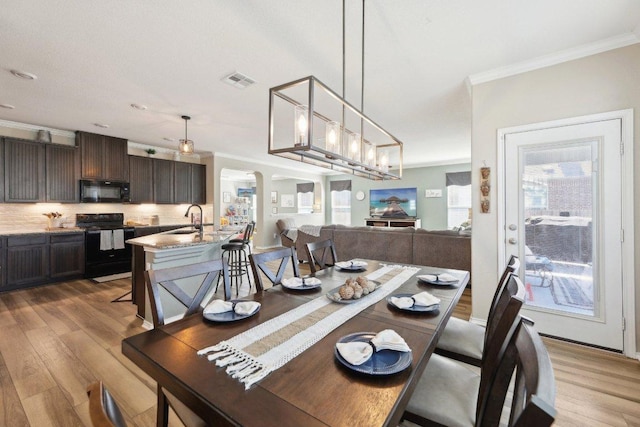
[336,260,368,269]
[282,277,321,288]
[390,291,441,309]
[336,329,411,365]
[418,273,458,283]
[203,300,260,316]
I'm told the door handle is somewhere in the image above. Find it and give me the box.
[508,237,517,244]
[508,224,517,231]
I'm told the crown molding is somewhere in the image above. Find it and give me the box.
[467,32,640,86]
[0,119,76,138]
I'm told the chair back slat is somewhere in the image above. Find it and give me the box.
[145,259,230,327]
[305,239,338,274]
[249,247,300,291]
[476,274,526,424]
[480,318,557,427]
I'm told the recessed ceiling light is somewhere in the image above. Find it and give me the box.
[94,123,110,128]
[0,103,16,109]
[10,70,38,80]
[130,103,147,110]
[163,137,177,142]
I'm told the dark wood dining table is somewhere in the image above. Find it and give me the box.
[122,260,469,427]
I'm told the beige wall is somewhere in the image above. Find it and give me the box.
[471,44,640,349]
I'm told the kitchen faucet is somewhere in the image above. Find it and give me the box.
[184,204,203,240]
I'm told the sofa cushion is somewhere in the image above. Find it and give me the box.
[412,228,471,274]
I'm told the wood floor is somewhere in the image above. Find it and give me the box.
[0,276,639,426]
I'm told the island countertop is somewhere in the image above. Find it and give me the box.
[126,226,238,250]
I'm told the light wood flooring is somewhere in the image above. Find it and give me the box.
[0,274,639,426]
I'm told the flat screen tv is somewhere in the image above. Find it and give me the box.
[369,187,417,218]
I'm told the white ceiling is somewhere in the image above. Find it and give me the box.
[2,0,639,174]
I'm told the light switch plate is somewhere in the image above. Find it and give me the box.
[424,189,442,198]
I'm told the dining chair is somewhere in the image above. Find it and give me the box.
[304,238,338,275]
[145,259,229,427]
[249,246,300,291]
[435,255,521,366]
[86,381,127,427]
[403,274,527,427]
[482,317,557,427]
[145,258,231,327]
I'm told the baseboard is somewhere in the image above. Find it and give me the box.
[469,316,487,327]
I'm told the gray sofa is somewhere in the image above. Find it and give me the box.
[275,219,471,280]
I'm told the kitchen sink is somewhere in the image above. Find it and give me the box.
[168,229,198,234]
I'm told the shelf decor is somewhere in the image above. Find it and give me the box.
[268,1,403,181]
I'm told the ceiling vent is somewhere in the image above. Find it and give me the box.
[222,71,256,89]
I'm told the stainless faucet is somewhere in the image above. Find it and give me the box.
[184,204,203,239]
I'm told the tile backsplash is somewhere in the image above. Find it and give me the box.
[0,203,214,231]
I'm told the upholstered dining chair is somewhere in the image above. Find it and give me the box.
[435,255,521,366]
[145,259,230,427]
[86,381,127,427]
[402,274,527,427]
[304,239,338,275]
[249,246,300,291]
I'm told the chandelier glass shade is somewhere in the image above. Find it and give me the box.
[179,115,194,154]
[268,76,402,180]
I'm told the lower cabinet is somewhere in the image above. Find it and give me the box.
[6,235,49,289]
[2,232,85,291]
[0,237,6,289]
[50,233,84,279]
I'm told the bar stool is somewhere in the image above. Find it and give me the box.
[219,221,255,295]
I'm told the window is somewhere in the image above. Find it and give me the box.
[446,172,472,229]
[297,182,314,214]
[330,180,352,225]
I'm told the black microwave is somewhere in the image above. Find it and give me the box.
[80,180,130,203]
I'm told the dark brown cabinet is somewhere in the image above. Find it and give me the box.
[129,156,154,203]
[6,234,49,289]
[46,144,79,202]
[0,139,4,201]
[4,138,46,202]
[2,232,85,291]
[78,132,129,181]
[50,233,84,279]
[153,159,175,204]
[174,161,192,204]
[192,163,206,204]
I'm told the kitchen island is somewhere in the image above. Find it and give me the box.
[127,226,237,327]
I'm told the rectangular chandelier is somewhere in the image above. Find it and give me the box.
[268,76,403,180]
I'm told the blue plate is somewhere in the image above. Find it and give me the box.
[334,332,412,375]
[386,294,440,312]
[335,261,368,272]
[202,300,260,322]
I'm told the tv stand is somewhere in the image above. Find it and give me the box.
[365,218,421,228]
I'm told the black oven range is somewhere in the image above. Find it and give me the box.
[76,213,134,279]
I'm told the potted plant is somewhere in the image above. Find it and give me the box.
[146,148,156,157]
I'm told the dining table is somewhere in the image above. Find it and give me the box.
[122,259,470,427]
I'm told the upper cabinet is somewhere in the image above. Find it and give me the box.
[4,138,46,202]
[46,144,79,202]
[192,163,206,204]
[3,137,79,203]
[78,131,129,181]
[129,156,154,203]
[153,159,175,204]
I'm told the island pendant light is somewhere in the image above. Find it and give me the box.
[268,0,403,180]
[179,115,194,154]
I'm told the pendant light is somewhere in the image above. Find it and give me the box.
[179,115,194,154]
[267,0,403,180]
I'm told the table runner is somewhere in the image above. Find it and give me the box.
[197,265,419,389]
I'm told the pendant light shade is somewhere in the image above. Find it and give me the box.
[179,115,194,154]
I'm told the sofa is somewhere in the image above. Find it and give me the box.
[275,219,471,281]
